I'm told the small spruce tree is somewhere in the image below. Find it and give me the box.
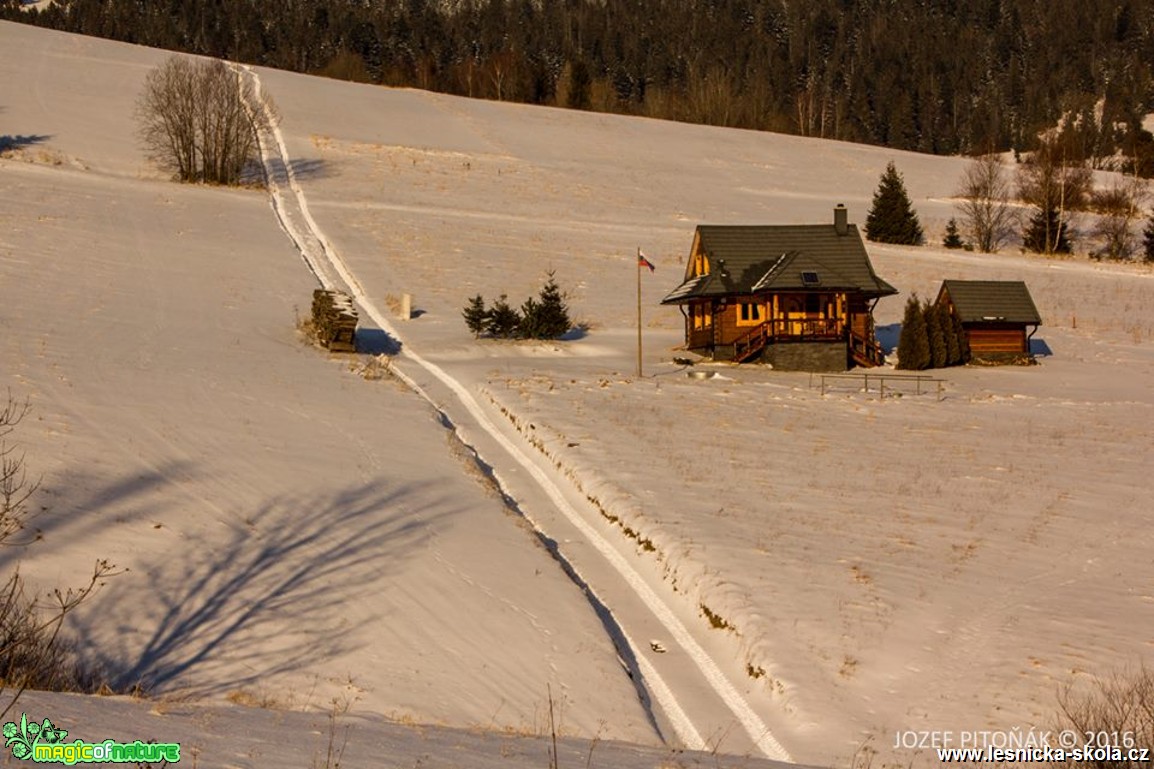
[462,294,489,337]
[486,294,522,338]
[942,218,964,249]
[518,296,541,338]
[1143,214,1154,263]
[866,162,924,245]
[533,272,571,338]
[896,294,931,370]
[518,272,572,339]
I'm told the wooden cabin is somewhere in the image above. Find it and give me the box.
[934,280,1041,363]
[661,207,897,371]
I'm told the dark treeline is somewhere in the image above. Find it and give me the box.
[5,0,1154,159]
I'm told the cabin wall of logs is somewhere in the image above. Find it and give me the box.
[311,289,358,352]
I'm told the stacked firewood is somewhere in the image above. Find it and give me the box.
[311,289,358,352]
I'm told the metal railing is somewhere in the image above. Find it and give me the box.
[812,372,946,400]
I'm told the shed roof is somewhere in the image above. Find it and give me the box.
[661,224,897,304]
[938,280,1042,325]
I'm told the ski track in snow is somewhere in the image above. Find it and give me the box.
[238,64,792,763]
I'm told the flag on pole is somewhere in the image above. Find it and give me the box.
[638,251,656,272]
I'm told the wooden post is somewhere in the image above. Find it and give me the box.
[636,247,643,378]
[401,293,412,320]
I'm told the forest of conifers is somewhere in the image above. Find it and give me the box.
[5,0,1154,164]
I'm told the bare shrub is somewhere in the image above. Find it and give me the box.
[1090,176,1148,260]
[0,392,119,718]
[1053,667,1154,768]
[136,56,270,185]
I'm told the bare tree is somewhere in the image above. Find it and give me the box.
[1053,667,1154,768]
[1018,141,1094,213]
[136,56,269,185]
[956,153,1015,253]
[0,394,37,541]
[1091,175,1148,260]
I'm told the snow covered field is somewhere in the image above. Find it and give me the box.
[2,20,1153,768]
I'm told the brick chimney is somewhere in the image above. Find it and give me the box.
[834,204,848,236]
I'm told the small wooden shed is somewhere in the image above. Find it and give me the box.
[935,280,1041,363]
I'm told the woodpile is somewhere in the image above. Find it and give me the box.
[311,289,358,352]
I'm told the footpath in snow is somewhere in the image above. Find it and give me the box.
[238,64,793,762]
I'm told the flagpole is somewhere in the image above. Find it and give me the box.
[636,247,643,378]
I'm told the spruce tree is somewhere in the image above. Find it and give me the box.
[486,295,522,338]
[896,294,930,370]
[866,162,924,245]
[518,272,571,339]
[951,311,970,364]
[942,218,964,249]
[1143,214,1154,263]
[1023,205,1071,254]
[926,301,948,369]
[567,59,592,111]
[462,294,489,337]
[942,305,962,366]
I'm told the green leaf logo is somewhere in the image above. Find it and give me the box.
[3,713,64,760]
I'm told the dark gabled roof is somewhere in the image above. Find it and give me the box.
[938,280,1042,325]
[661,224,897,304]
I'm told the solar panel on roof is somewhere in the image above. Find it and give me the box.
[801,271,820,285]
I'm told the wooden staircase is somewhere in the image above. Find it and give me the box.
[731,323,770,362]
[849,329,885,367]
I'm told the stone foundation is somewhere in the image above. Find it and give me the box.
[760,341,849,372]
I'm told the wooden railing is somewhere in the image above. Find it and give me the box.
[730,318,854,363]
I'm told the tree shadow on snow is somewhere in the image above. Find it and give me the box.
[72,479,445,698]
[241,157,330,187]
[260,156,331,182]
[558,324,590,342]
[0,462,198,573]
